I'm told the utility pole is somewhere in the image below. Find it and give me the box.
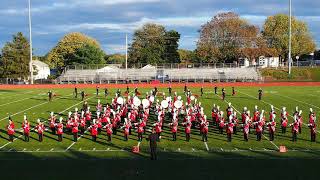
[28,0,33,84]
[125,34,128,80]
[288,0,292,75]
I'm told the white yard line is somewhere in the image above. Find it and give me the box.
[204,142,209,151]
[237,90,320,133]
[274,93,320,110]
[0,94,82,150]
[0,93,73,122]
[0,91,34,100]
[0,92,47,107]
[217,94,280,150]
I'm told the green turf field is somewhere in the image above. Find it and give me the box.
[0,85,319,162]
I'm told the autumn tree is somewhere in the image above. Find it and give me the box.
[128,23,180,65]
[197,12,262,63]
[45,32,103,68]
[105,54,126,64]
[262,14,316,61]
[0,32,30,79]
[178,49,199,64]
[70,44,105,65]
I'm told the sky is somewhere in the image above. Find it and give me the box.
[0,0,319,55]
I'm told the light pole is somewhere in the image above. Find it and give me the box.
[28,0,33,84]
[288,0,292,75]
[296,56,299,67]
[125,33,128,81]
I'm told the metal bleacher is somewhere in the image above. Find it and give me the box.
[58,64,260,83]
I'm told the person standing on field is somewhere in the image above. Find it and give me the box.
[74,87,78,98]
[258,88,263,100]
[146,128,159,160]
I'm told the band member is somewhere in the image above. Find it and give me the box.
[168,86,172,96]
[218,111,225,134]
[290,118,299,142]
[308,108,317,142]
[85,107,92,127]
[232,112,238,134]
[281,107,288,133]
[146,128,159,160]
[104,121,113,142]
[214,86,218,95]
[49,112,56,135]
[169,119,178,141]
[202,119,209,142]
[74,87,78,98]
[226,117,234,142]
[104,88,108,97]
[48,90,53,102]
[122,118,131,141]
[222,88,226,100]
[253,105,260,122]
[22,116,30,142]
[7,117,15,142]
[90,119,98,142]
[226,103,233,117]
[297,110,303,134]
[79,111,86,135]
[243,116,251,141]
[183,119,192,142]
[254,110,265,141]
[136,119,145,142]
[241,107,248,123]
[232,87,236,96]
[71,118,79,142]
[35,119,45,142]
[266,113,276,141]
[154,120,162,142]
[200,86,204,97]
[81,91,85,101]
[96,85,99,96]
[56,117,63,142]
[258,88,263,100]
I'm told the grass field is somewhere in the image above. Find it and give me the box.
[0,85,320,179]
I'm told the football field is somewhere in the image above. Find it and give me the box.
[0,84,319,161]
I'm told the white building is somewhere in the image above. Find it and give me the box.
[32,60,50,80]
[258,56,280,68]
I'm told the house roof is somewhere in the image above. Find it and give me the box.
[32,60,49,68]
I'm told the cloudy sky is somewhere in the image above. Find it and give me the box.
[0,0,319,55]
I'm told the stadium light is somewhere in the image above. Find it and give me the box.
[288,0,292,75]
[28,0,33,84]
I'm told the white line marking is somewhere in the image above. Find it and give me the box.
[238,90,320,133]
[274,93,320,110]
[0,93,73,122]
[204,142,209,151]
[217,94,280,150]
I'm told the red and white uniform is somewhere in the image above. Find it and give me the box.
[226,122,234,134]
[171,121,178,133]
[90,124,98,136]
[22,122,30,135]
[292,121,299,133]
[7,123,15,135]
[49,116,56,129]
[267,121,276,133]
[36,124,45,134]
[184,122,192,134]
[137,121,146,134]
[154,121,162,134]
[72,121,79,133]
[281,111,289,127]
[56,123,63,135]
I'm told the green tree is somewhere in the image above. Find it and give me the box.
[164,30,181,63]
[178,49,199,63]
[0,32,30,79]
[45,32,102,68]
[70,44,105,65]
[128,23,180,65]
[262,14,316,61]
[105,54,126,64]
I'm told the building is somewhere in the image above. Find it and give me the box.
[32,60,50,80]
[258,56,280,68]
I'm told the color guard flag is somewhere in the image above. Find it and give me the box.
[132,146,139,153]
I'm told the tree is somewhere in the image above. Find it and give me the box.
[45,32,102,68]
[178,49,199,63]
[70,44,105,65]
[0,32,30,79]
[164,30,181,63]
[262,14,316,61]
[105,54,126,64]
[197,12,260,63]
[128,23,180,65]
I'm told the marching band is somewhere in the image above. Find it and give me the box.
[4,87,318,146]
